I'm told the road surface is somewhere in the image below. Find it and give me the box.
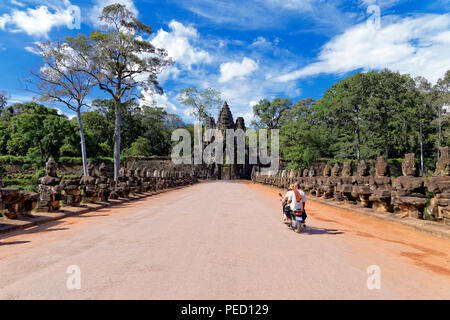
[1,181,449,299]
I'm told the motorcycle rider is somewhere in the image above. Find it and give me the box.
[295,182,307,225]
[282,183,305,225]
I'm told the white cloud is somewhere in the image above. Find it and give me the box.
[24,45,39,55]
[219,57,258,83]
[139,91,178,112]
[277,13,450,84]
[151,20,211,72]
[10,0,25,8]
[0,1,80,37]
[250,36,279,49]
[176,0,355,32]
[134,21,299,124]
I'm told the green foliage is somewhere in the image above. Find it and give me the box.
[58,156,114,164]
[34,167,46,181]
[273,69,450,169]
[122,136,152,157]
[0,155,29,164]
[177,87,222,122]
[1,102,74,164]
[252,98,292,129]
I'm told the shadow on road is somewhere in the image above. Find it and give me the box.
[301,227,344,236]
[0,240,31,246]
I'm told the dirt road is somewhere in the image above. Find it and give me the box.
[1,181,449,299]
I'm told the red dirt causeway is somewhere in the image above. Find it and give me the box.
[0,181,449,299]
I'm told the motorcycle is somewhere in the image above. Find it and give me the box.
[279,193,305,233]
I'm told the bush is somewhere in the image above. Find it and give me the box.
[0,155,28,164]
[34,167,46,181]
[59,156,83,164]
[58,156,114,165]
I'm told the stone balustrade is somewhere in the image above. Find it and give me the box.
[1,159,196,220]
[253,148,450,225]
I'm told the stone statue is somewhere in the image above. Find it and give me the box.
[36,158,62,212]
[39,158,61,186]
[357,160,370,177]
[342,163,352,177]
[370,157,393,212]
[402,153,417,177]
[426,148,450,224]
[80,162,99,203]
[331,164,341,177]
[375,156,389,178]
[97,163,111,202]
[351,160,372,207]
[433,146,449,176]
[391,154,426,218]
[323,164,331,177]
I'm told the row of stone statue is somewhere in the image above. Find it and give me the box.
[253,147,449,225]
[0,160,196,219]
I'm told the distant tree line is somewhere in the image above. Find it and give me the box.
[0,99,190,165]
[251,69,450,174]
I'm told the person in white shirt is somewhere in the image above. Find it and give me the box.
[282,184,303,222]
[282,183,307,224]
[295,183,307,224]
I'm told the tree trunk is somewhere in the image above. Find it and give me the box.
[419,104,424,176]
[438,104,442,159]
[77,109,88,176]
[356,125,361,163]
[113,99,121,181]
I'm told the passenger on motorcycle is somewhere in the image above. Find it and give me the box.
[282,184,305,224]
[294,182,307,225]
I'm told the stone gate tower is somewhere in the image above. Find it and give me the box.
[204,102,251,180]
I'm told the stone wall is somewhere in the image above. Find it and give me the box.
[253,147,450,225]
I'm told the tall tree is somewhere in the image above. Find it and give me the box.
[414,76,434,176]
[434,70,450,157]
[28,41,96,176]
[319,72,378,162]
[177,87,222,160]
[0,91,8,115]
[251,98,292,129]
[66,4,173,180]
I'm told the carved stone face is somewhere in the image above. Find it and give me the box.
[308,167,316,177]
[402,153,417,177]
[323,165,331,177]
[45,158,58,177]
[87,163,95,176]
[331,164,341,177]
[434,146,449,176]
[135,168,141,178]
[235,117,245,130]
[205,117,216,129]
[342,163,352,177]
[99,163,107,177]
[289,170,296,179]
[127,169,134,178]
[357,160,369,177]
[303,169,309,177]
[119,167,126,177]
[375,156,389,177]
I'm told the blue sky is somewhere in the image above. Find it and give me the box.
[0,0,449,124]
